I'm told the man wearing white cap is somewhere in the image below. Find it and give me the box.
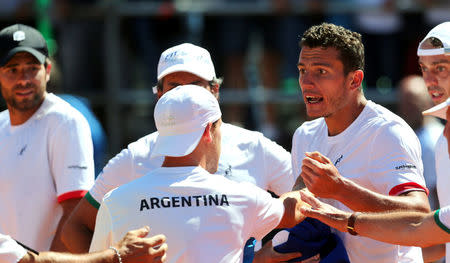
[415,21,450,262]
[298,99,450,251]
[88,85,307,263]
[63,43,298,261]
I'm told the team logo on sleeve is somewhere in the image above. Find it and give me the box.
[395,163,417,170]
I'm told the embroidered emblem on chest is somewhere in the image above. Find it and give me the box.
[334,154,343,166]
[18,145,27,156]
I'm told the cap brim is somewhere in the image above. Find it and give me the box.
[422,100,450,120]
[157,64,213,81]
[151,126,206,158]
[1,46,46,66]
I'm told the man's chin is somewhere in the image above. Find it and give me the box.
[12,98,42,112]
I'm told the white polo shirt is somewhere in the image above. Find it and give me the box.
[292,101,427,263]
[89,166,284,263]
[434,133,450,262]
[0,234,26,263]
[0,93,94,251]
[435,206,450,234]
[87,122,294,208]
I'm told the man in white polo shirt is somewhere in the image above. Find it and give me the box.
[63,43,298,261]
[415,21,450,262]
[300,97,450,249]
[89,85,307,263]
[0,24,94,252]
[292,23,430,262]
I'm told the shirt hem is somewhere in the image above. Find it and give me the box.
[85,191,101,209]
[434,209,450,234]
[57,190,88,203]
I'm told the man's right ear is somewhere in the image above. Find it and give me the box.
[202,123,213,143]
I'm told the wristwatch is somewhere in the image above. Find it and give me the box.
[347,212,362,236]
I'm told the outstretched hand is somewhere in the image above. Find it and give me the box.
[114,226,167,263]
[300,191,350,233]
[301,151,344,199]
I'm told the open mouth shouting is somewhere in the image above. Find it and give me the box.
[427,87,446,103]
[305,95,324,104]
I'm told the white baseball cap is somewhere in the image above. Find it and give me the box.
[422,97,450,120]
[417,22,450,56]
[157,43,216,81]
[151,85,221,158]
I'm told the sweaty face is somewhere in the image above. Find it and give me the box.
[419,54,450,105]
[297,47,352,119]
[160,72,212,98]
[0,52,48,113]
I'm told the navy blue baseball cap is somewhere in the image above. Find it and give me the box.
[0,24,48,66]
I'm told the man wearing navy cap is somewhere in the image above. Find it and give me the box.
[0,24,94,252]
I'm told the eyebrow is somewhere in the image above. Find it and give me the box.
[4,62,40,68]
[168,80,204,86]
[432,59,450,65]
[297,62,333,67]
[419,59,450,66]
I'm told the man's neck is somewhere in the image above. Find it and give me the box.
[162,154,206,170]
[325,95,367,136]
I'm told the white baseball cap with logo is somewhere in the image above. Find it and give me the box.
[151,85,222,158]
[417,21,450,56]
[157,43,217,81]
[423,97,450,120]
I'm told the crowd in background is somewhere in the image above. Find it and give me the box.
[0,0,449,156]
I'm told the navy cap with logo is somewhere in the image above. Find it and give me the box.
[0,24,48,66]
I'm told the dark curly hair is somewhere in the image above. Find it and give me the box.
[300,23,365,75]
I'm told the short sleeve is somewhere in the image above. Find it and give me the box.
[368,123,427,196]
[0,234,26,263]
[88,148,135,208]
[89,197,114,252]
[260,136,294,195]
[435,206,450,234]
[244,183,284,240]
[49,115,95,202]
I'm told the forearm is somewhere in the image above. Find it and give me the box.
[51,198,82,252]
[62,221,94,253]
[335,178,430,213]
[50,215,70,252]
[21,249,115,263]
[62,198,98,253]
[422,244,445,262]
[354,212,437,247]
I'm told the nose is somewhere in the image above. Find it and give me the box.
[299,71,314,90]
[14,68,34,85]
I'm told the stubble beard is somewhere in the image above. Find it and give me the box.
[7,84,45,112]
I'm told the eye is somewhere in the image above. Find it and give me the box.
[319,69,327,74]
[298,68,306,75]
[419,66,427,72]
[437,66,446,72]
[7,68,17,74]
